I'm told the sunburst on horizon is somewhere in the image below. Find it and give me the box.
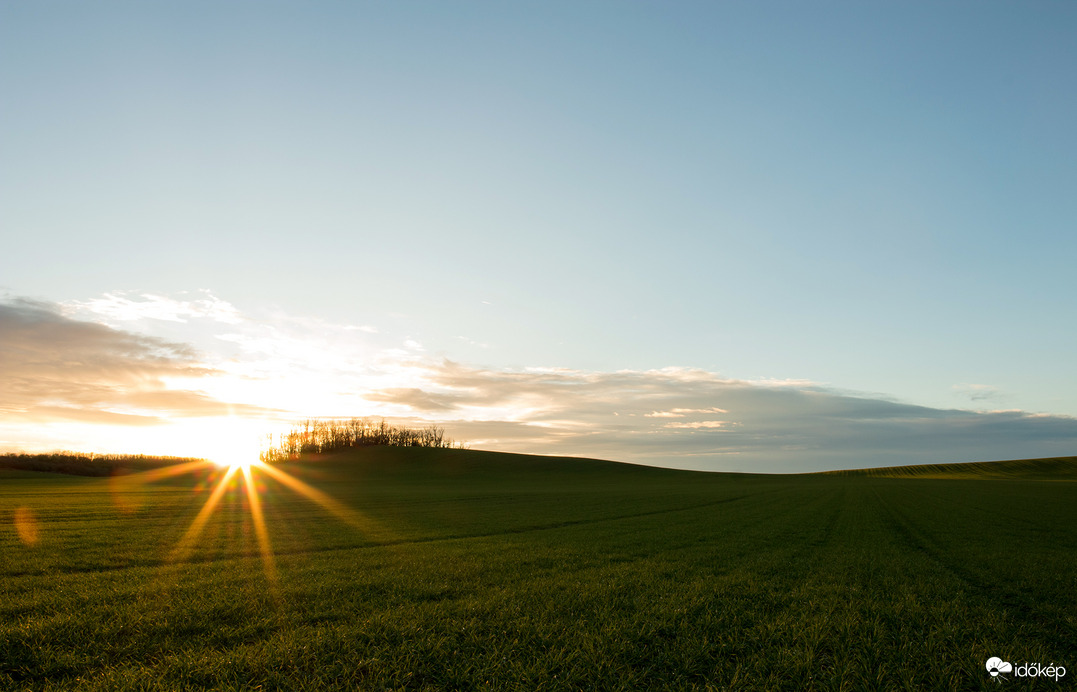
[114,446,386,597]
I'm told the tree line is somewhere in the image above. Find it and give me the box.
[0,452,202,477]
[259,418,463,463]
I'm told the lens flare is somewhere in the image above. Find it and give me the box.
[116,450,387,592]
[14,506,40,546]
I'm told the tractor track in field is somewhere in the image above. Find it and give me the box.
[872,487,1077,657]
[5,492,762,578]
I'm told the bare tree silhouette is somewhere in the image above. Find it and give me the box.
[260,418,462,463]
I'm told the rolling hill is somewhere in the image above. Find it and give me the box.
[2,446,1075,690]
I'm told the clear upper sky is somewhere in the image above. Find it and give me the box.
[2,2,1076,471]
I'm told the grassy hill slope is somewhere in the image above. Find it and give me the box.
[6,445,1075,480]
[275,445,762,488]
[3,446,1075,690]
[817,455,1077,479]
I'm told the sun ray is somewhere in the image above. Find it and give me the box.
[242,463,280,597]
[153,443,391,591]
[170,464,239,562]
[253,461,389,538]
[118,458,217,485]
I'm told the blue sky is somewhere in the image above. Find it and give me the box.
[2,2,1076,471]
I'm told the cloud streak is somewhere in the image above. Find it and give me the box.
[66,290,243,324]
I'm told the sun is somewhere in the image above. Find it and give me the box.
[212,452,256,473]
[208,440,259,471]
[114,418,388,601]
[213,455,255,471]
[197,417,265,471]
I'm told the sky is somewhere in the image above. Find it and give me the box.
[2,1,1076,472]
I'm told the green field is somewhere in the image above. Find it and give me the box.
[2,449,1075,690]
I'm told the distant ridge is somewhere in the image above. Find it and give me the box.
[819,455,1077,480]
[277,445,710,483]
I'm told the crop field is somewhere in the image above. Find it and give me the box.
[1,448,1075,691]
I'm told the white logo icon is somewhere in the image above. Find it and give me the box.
[986,657,1013,678]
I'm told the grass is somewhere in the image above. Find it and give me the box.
[818,455,1077,480]
[1,448,1075,690]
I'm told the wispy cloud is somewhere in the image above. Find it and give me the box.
[363,361,1077,472]
[646,407,729,418]
[0,298,274,426]
[67,290,243,324]
[363,388,467,412]
[663,421,733,429]
[953,383,1002,402]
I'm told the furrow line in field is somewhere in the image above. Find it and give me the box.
[871,487,1077,656]
[13,492,761,578]
[176,491,761,566]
